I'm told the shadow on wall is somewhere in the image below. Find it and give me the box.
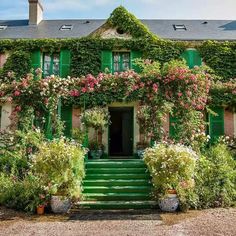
[219,21,236,31]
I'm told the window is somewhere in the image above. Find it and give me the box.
[0,25,7,30]
[43,53,60,77]
[173,24,187,31]
[113,52,130,72]
[60,25,73,31]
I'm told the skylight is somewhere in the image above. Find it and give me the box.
[60,25,73,31]
[0,25,7,31]
[173,24,187,31]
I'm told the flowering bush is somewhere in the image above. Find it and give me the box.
[31,138,86,199]
[195,143,236,208]
[144,143,198,210]
[81,107,110,129]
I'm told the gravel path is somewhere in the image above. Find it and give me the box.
[0,207,235,236]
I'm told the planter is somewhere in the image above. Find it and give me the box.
[90,149,103,159]
[50,196,71,214]
[136,149,145,158]
[159,193,179,212]
[37,205,45,215]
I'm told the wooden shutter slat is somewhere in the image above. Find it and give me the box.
[181,49,202,69]
[209,107,224,140]
[31,50,41,77]
[101,50,112,73]
[61,105,72,138]
[131,51,142,73]
[60,49,71,78]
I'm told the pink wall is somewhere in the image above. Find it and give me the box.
[0,53,7,68]
[224,109,234,137]
[72,107,81,128]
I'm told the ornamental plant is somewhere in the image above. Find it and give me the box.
[144,143,198,210]
[31,138,86,199]
[81,107,110,129]
[194,143,236,208]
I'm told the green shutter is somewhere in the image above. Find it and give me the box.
[60,49,71,78]
[181,49,202,69]
[31,50,41,74]
[45,113,53,140]
[101,50,112,73]
[61,105,72,138]
[169,114,179,138]
[209,107,224,140]
[131,51,142,73]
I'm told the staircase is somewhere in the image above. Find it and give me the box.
[75,159,157,210]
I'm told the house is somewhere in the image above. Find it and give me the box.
[0,0,235,157]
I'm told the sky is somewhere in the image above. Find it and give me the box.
[0,0,236,20]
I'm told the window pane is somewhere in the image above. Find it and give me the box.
[43,54,51,76]
[122,53,130,71]
[113,52,130,72]
[53,54,60,75]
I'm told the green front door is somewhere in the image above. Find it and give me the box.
[109,107,134,157]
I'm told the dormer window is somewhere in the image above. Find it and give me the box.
[0,25,7,31]
[173,24,187,31]
[60,25,73,31]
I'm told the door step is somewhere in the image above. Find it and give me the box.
[75,201,158,210]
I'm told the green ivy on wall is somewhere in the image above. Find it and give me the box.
[0,7,235,81]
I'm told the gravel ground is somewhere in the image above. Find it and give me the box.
[0,207,235,236]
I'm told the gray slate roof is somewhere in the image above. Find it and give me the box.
[0,19,236,41]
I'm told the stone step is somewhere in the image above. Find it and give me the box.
[83,193,151,201]
[83,186,152,194]
[84,173,150,180]
[83,179,151,187]
[86,167,148,174]
[74,200,158,210]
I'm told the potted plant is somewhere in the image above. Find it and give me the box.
[136,141,149,158]
[89,140,104,159]
[81,107,110,159]
[143,143,197,212]
[32,138,86,214]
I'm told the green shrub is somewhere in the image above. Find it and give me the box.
[195,143,236,208]
[2,50,31,79]
[144,143,197,210]
[31,138,86,199]
[0,173,45,212]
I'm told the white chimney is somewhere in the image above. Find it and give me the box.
[28,0,43,25]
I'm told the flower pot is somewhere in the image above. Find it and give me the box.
[159,194,179,212]
[37,205,45,215]
[137,149,145,158]
[50,196,71,214]
[90,149,103,159]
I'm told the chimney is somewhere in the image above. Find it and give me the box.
[28,0,43,25]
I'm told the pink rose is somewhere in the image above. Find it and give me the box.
[13,90,21,96]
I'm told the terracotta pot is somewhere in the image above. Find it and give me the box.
[167,189,177,194]
[37,205,45,215]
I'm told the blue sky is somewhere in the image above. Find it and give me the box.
[0,0,236,20]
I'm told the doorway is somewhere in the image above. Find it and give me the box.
[109,107,133,157]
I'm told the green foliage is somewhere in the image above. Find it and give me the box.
[1,51,31,80]
[198,41,236,80]
[107,6,156,40]
[0,173,46,212]
[144,143,197,210]
[194,143,236,208]
[81,107,111,129]
[0,129,44,176]
[31,138,86,199]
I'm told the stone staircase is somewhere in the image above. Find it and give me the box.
[75,159,157,210]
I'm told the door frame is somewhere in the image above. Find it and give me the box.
[108,106,134,157]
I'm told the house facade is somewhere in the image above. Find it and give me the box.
[0,0,235,157]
